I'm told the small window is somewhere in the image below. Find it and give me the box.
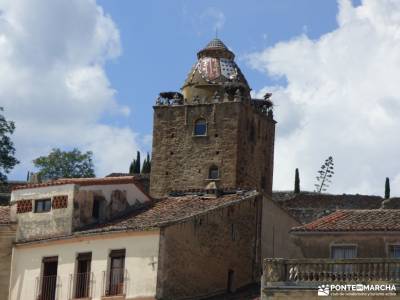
[35,199,51,213]
[331,245,356,273]
[209,166,219,179]
[194,119,207,136]
[331,245,357,259]
[389,245,400,258]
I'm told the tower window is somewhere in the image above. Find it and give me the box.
[209,165,219,179]
[194,119,207,136]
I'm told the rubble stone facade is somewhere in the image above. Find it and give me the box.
[157,193,262,299]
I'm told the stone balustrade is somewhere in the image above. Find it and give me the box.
[263,258,400,286]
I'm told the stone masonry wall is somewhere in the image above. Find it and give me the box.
[150,101,275,198]
[156,195,261,300]
[0,224,16,300]
[150,102,241,198]
[236,104,275,196]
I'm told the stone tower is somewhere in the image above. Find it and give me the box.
[150,38,275,198]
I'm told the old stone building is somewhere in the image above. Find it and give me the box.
[150,38,275,198]
[9,177,261,300]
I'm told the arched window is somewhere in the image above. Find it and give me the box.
[209,165,219,179]
[194,118,207,136]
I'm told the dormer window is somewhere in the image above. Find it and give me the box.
[35,198,51,213]
[209,165,219,180]
[194,119,207,136]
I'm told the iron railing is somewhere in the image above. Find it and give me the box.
[35,275,59,300]
[263,258,400,285]
[102,268,128,296]
[69,272,93,299]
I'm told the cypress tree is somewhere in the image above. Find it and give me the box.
[134,151,141,174]
[385,177,390,199]
[141,152,151,174]
[129,159,135,174]
[294,168,300,194]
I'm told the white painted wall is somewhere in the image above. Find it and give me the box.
[10,231,160,300]
[10,185,76,241]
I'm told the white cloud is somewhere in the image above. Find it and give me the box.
[0,0,139,178]
[248,0,400,195]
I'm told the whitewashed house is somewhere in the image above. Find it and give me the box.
[9,176,261,300]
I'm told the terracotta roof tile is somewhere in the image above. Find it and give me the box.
[291,209,400,232]
[13,176,139,191]
[15,191,258,245]
[77,190,258,235]
[272,192,382,224]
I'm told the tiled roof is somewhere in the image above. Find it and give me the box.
[272,192,382,224]
[291,209,400,232]
[205,38,228,49]
[12,176,139,191]
[17,190,258,244]
[77,190,258,235]
[0,206,11,224]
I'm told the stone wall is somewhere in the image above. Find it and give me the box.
[150,100,275,198]
[156,195,261,300]
[0,224,16,300]
[150,102,241,198]
[236,104,275,196]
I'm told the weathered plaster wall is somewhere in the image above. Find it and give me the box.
[292,233,400,258]
[9,231,160,300]
[73,183,151,229]
[262,197,303,260]
[11,183,151,242]
[156,195,261,300]
[80,183,150,205]
[11,184,75,242]
[0,224,16,300]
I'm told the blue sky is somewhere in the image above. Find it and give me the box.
[96,0,342,151]
[8,0,400,195]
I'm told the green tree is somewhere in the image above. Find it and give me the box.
[385,177,390,199]
[141,152,151,174]
[314,156,335,193]
[33,148,95,180]
[129,151,141,174]
[294,168,300,194]
[0,107,19,183]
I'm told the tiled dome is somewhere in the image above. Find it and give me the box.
[204,38,228,49]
